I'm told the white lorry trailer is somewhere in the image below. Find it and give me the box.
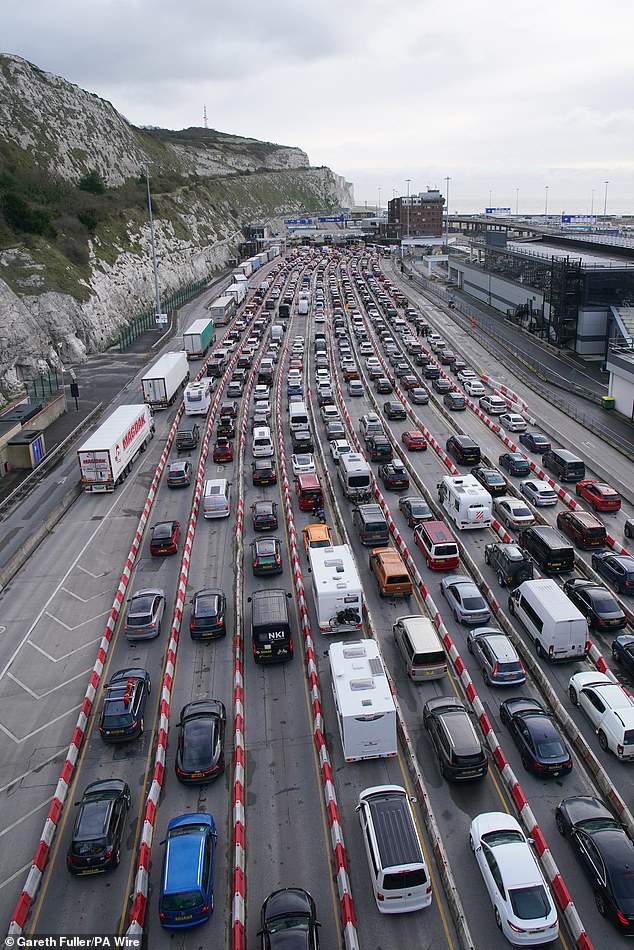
[308,544,363,632]
[208,294,236,327]
[141,351,189,408]
[183,317,215,360]
[77,404,155,492]
[329,639,397,762]
[226,282,247,305]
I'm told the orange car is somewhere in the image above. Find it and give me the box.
[301,523,333,557]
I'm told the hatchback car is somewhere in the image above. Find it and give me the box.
[291,453,316,475]
[175,700,226,783]
[226,380,243,398]
[212,438,233,463]
[99,668,151,743]
[150,520,180,556]
[469,812,559,945]
[259,887,320,949]
[329,440,352,464]
[479,395,508,415]
[167,459,193,487]
[252,501,278,531]
[158,813,217,928]
[66,779,131,875]
[498,452,531,476]
[251,537,283,576]
[291,429,314,453]
[575,479,622,512]
[519,432,552,454]
[499,412,527,432]
[441,576,491,625]
[398,495,433,528]
[612,635,634,676]
[470,466,508,497]
[401,374,419,391]
[216,416,235,439]
[378,460,410,491]
[325,420,345,440]
[252,458,277,486]
[432,377,452,394]
[444,391,466,411]
[124,588,166,640]
[520,478,558,506]
[466,628,526,686]
[556,796,634,933]
[190,588,226,639]
[500,696,572,776]
[493,496,535,530]
[423,697,488,782]
[591,552,634,595]
[383,400,407,420]
[375,377,393,394]
[320,404,340,423]
[409,386,430,405]
[401,430,427,451]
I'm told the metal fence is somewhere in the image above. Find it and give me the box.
[117,276,211,351]
[26,369,63,402]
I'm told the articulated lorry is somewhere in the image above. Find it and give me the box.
[141,351,189,408]
[77,404,155,492]
[183,318,214,359]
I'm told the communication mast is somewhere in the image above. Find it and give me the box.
[203,106,208,129]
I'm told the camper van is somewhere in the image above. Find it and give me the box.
[308,544,363,632]
[329,639,397,762]
[438,474,492,530]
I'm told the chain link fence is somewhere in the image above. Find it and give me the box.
[117,276,211,351]
[25,369,63,402]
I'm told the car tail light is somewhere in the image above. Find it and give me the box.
[426,884,433,894]
[492,663,499,677]
[584,640,592,656]
[66,854,72,864]
[508,921,527,934]
[533,760,547,771]
[618,744,624,756]
[104,848,113,859]
[201,904,209,915]
[549,644,555,657]
[377,892,384,902]
[159,912,166,921]
[617,909,630,927]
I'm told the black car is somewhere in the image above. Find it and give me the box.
[251,537,283,576]
[398,495,433,528]
[259,887,320,949]
[375,377,392,394]
[423,697,488,782]
[470,466,508,497]
[432,377,452,394]
[167,459,193,488]
[366,435,393,461]
[591,552,634,595]
[189,588,226,639]
[499,696,572,777]
[66,779,131,874]
[378,460,409,491]
[563,578,627,631]
[217,416,236,438]
[409,386,430,405]
[99,668,151,742]
[175,700,226,784]
[556,796,634,932]
[484,542,534,588]
[383,400,407,420]
[612,635,634,675]
[252,500,278,531]
[291,428,314,453]
[498,452,531,476]
[252,458,277,486]
[446,434,481,465]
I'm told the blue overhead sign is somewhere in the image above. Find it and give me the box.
[318,215,345,223]
[485,207,512,216]
[284,218,313,225]
[562,214,594,224]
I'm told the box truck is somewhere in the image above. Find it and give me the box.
[329,639,397,762]
[77,404,154,492]
[235,261,253,278]
[183,317,214,359]
[141,351,189,408]
[226,282,247,305]
[208,294,236,327]
[308,544,363,632]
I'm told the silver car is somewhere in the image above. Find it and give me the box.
[440,575,491,625]
[124,588,166,640]
[520,478,558,506]
[466,628,526,686]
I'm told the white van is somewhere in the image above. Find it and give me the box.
[252,426,274,458]
[356,785,432,914]
[509,578,590,661]
[202,478,231,519]
[289,402,309,433]
[392,615,447,681]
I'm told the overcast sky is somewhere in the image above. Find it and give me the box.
[5,0,634,213]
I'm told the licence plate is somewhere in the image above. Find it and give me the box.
[79,868,102,875]
[191,772,204,779]
[110,729,125,735]
[551,562,561,567]
[175,915,193,922]
[528,929,545,935]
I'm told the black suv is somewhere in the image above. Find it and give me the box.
[446,434,481,465]
[383,400,407,420]
[484,543,534,588]
[176,420,200,451]
[291,428,314,453]
[471,466,508,497]
[99,668,151,742]
[423,697,488,782]
[366,435,393,461]
[66,779,131,874]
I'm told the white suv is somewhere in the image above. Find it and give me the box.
[568,671,634,758]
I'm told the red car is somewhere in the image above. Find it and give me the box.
[213,438,234,463]
[575,479,622,512]
[401,375,419,391]
[402,430,427,451]
[149,520,180,556]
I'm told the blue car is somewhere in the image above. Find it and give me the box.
[498,452,531,476]
[287,381,303,396]
[612,635,634,676]
[591,551,634,596]
[159,813,217,928]
[519,432,552,454]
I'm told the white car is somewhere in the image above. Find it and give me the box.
[493,496,536,530]
[315,369,330,384]
[366,357,381,370]
[463,379,486,397]
[253,385,269,402]
[469,812,559,946]
[457,369,477,384]
[253,400,271,419]
[321,404,340,423]
[568,671,634,758]
[500,412,528,432]
[330,440,352,464]
[291,453,316,475]
[520,479,558,506]
[287,369,302,382]
[359,342,374,355]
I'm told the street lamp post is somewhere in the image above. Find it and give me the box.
[603,180,609,220]
[515,187,519,216]
[405,178,411,239]
[591,189,595,220]
[444,177,451,246]
[544,185,549,218]
[141,161,162,319]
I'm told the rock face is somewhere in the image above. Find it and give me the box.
[0,54,355,399]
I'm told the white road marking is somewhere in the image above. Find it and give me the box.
[7,666,95,700]
[28,636,102,663]
[0,860,36,890]
[0,747,66,795]
[77,565,109,579]
[0,798,53,839]
[42,609,110,633]
[60,586,109,603]
[0,704,82,743]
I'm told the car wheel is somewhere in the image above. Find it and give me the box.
[484,549,491,565]
[508,597,516,615]
[156,621,161,637]
[569,685,578,705]
[535,638,545,658]
[598,731,609,752]
[613,645,621,663]
[555,813,566,836]
[575,486,581,496]
[626,524,632,539]
[521,751,531,772]
[469,834,475,853]
[113,846,121,867]
[467,639,473,654]
[497,571,505,588]
[595,891,607,917]
[615,582,624,595]
[494,908,502,930]
[139,718,144,736]
[482,668,491,686]
[439,759,447,779]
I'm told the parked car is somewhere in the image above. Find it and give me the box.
[441,576,491,625]
[493,496,535,530]
[251,537,283,576]
[190,588,226,639]
[175,700,226,783]
[469,812,559,944]
[484,543,534,588]
[398,495,433,528]
[556,796,634,933]
[520,478,558,506]
[591,551,634,595]
[563,578,626,631]
[499,696,572,776]
[498,452,531,476]
[259,887,320,949]
[519,432,552,454]
[401,430,427,451]
[124,588,166,639]
[66,779,131,874]
[167,459,193,487]
[470,466,508,497]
